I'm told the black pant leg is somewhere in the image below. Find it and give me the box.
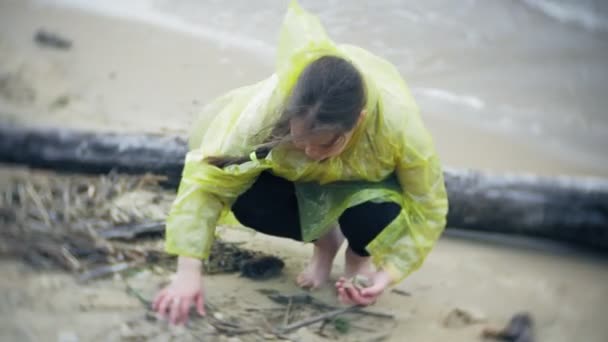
[338,201,401,256]
[231,172,302,241]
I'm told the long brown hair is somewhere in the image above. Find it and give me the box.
[206,55,366,168]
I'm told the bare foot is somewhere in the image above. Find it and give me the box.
[343,246,373,279]
[296,226,344,289]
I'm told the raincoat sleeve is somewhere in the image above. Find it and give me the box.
[164,76,278,259]
[373,113,448,284]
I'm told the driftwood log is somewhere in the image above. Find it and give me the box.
[1,123,607,249]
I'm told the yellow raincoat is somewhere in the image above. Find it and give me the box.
[165,1,448,284]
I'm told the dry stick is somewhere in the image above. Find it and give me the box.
[280,305,362,334]
[262,317,292,340]
[99,221,165,240]
[198,302,259,335]
[354,309,395,320]
[25,183,51,227]
[124,285,257,336]
[60,244,81,271]
[78,261,142,283]
[35,241,77,270]
[306,296,394,320]
[317,319,330,337]
[206,318,258,336]
[63,179,71,223]
[262,291,394,320]
[307,300,394,320]
[390,289,411,297]
[282,297,293,327]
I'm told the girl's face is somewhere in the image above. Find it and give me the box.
[289,116,360,161]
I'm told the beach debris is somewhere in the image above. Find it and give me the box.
[34,29,72,50]
[443,306,487,328]
[240,255,284,280]
[0,171,277,278]
[482,312,534,342]
[1,169,396,340]
[78,261,142,283]
[279,305,361,334]
[98,221,165,240]
[258,289,315,306]
[390,288,412,297]
[262,288,396,320]
[205,240,263,275]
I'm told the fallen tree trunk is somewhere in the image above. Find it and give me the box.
[444,168,608,249]
[0,123,187,187]
[1,123,607,249]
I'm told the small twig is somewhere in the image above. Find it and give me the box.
[261,290,394,320]
[78,261,142,283]
[125,282,151,305]
[62,179,71,223]
[25,183,51,227]
[244,307,285,312]
[282,297,293,327]
[124,286,259,336]
[262,317,292,340]
[353,309,395,320]
[35,242,76,270]
[108,240,164,256]
[99,221,165,240]
[60,245,81,271]
[391,289,411,297]
[317,319,330,337]
[280,305,361,334]
[205,315,258,335]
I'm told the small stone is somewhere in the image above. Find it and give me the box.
[342,275,372,290]
[352,275,372,288]
[213,312,224,320]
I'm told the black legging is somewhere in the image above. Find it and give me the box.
[231,172,401,256]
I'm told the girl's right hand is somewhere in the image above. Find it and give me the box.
[153,257,206,325]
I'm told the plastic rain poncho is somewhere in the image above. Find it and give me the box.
[165,1,448,284]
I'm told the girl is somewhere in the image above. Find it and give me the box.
[154,2,448,325]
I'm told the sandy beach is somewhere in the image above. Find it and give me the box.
[1,0,608,341]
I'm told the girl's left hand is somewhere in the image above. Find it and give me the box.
[335,270,392,306]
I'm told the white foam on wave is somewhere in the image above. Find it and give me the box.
[34,0,275,59]
[520,0,608,33]
[413,87,485,110]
